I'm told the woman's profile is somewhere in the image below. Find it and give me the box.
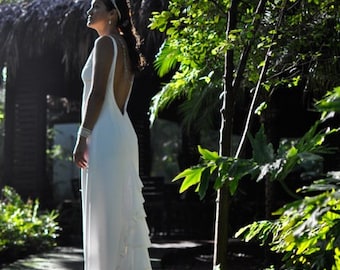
[73,0,152,269]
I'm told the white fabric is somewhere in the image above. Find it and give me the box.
[80,36,152,270]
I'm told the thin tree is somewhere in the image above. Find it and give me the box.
[215,0,269,267]
[214,0,237,268]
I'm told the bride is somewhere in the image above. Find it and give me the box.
[73,0,152,269]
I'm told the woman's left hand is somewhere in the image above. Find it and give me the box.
[73,137,89,168]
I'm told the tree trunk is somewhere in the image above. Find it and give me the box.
[213,1,238,269]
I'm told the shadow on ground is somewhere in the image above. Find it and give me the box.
[0,239,268,270]
[0,247,83,270]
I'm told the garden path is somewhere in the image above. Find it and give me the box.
[0,241,214,270]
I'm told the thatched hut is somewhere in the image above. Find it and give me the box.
[0,0,166,205]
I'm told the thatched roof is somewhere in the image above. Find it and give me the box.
[0,0,95,75]
[0,0,167,76]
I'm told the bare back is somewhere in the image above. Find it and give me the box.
[111,35,134,115]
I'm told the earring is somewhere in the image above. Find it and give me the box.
[109,20,112,25]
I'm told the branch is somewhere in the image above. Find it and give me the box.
[235,0,288,159]
[209,0,228,17]
[232,0,268,92]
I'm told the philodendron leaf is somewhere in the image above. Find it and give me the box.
[248,125,274,164]
[173,166,205,193]
[228,159,258,194]
[197,167,211,200]
[198,145,219,161]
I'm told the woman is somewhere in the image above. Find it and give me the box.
[73,0,152,269]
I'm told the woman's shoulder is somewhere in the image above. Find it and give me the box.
[94,35,115,51]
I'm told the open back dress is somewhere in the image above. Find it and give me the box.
[80,35,152,270]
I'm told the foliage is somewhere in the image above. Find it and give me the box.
[315,86,340,120]
[173,118,340,269]
[230,86,340,269]
[174,121,337,199]
[0,186,59,263]
[174,145,256,199]
[173,85,340,268]
[46,128,72,162]
[149,0,226,128]
[233,87,340,269]
[151,0,340,268]
[235,173,340,269]
[149,0,340,130]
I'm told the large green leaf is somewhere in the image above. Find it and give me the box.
[228,158,258,194]
[198,145,219,161]
[237,177,340,269]
[197,167,212,200]
[173,166,205,193]
[154,41,181,77]
[316,87,340,115]
[248,125,274,164]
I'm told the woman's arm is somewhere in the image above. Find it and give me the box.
[81,36,114,130]
[73,36,114,168]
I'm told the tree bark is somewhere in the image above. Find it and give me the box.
[213,1,238,269]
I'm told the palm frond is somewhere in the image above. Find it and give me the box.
[179,84,221,132]
[154,40,180,77]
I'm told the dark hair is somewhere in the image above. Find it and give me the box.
[101,0,144,71]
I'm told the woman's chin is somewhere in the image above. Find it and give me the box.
[86,19,94,26]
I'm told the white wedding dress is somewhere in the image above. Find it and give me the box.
[80,36,152,270]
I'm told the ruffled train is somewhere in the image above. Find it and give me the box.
[118,170,152,270]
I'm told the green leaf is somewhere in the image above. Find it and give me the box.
[154,41,180,77]
[255,102,267,115]
[173,167,198,181]
[173,167,205,193]
[316,87,340,116]
[228,158,257,195]
[286,146,298,158]
[235,220,273,244]
[214,173,225,190]
[198,167,211,199]
[198,145,219,161]
[248,125,274,164]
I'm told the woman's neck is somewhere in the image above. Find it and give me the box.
[97,26,120,37]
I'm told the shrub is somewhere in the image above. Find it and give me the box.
[236,173,340,270]
[0,186,59,264]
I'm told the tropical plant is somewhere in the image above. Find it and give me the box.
[175,84,340,269]
[174,119,337,201]
[149,0,226,129]
[233,86,340,269]
[316,86,340,119]
[173,92,340,269]
[150,0,340,129]
[0,186,59,264]
[150,0,339,268]
[235,173,340,270]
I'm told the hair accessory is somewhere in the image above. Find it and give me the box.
[78,126,92,138]
[111,0,121,20]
